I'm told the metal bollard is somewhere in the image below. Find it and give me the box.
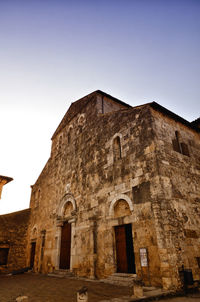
[77,286,88,302]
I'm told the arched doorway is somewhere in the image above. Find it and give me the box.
[57,196,76,270]
[111,197,136,274]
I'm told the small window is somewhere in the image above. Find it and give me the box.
[113,136,122,161]
[34,189,40,207]
[172,131,190,156]
[0,248,9,265]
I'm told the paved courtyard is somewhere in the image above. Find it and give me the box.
[0,273,200,302]
[0,273,130,302]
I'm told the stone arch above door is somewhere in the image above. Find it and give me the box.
[57,193,77,218]
[114,199,132,218]
[109,194,133,217]
[30,225,38,240]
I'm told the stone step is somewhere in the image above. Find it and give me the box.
[48,269,74,278]
[111,273,137,278]
[101,273,138,287]
[143,286,158,292]
[143,288,163,297]
[100,279,133,287]
[47,273,65,278]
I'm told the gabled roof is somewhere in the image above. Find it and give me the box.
[51,90,199,140]
[95,90,132,108]
[51,90,131,139]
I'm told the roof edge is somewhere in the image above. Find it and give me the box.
[95,90,132,108]
[51,90,131,140]
[149,102,200,133]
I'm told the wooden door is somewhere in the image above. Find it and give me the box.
[115,224,136,273]
[59,222,71,269]
[115,225,128,272]
[30,242,36,268]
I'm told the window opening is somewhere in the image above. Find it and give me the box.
[172,131,190,156]
[113,136,122,161]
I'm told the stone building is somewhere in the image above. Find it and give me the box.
[25,90,200,290]
[0,209,30,273]
[0,176,30,272]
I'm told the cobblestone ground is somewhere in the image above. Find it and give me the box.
[0,273,130,302]
[0,274,200,302]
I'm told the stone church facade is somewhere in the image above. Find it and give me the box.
[1,90,199,290]
[25,90,200,289]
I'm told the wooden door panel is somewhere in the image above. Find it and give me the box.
[60,222,71,269]
[115,225,128,273]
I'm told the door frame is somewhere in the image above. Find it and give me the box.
[114,223,136,274]
[59,221,71,269]
[55,217,76,271]
[30,241,36,269]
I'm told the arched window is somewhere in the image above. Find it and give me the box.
[113,136,121,161]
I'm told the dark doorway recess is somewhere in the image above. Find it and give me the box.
[115,224,136,273]
[59,222,71,269]
[30,242,36,268]
[0,248,9,265]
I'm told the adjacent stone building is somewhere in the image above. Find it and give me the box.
[25,90,200,290]
[0,209,30,273]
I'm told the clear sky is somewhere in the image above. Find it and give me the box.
[0,0,199,214]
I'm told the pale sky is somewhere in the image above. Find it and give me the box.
[0,0,200,214]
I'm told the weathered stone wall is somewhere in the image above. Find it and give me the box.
[150,108,200,288]
[26,92,200,290]
[96,94,129,114]
[0,209,30,273]
[27,95,162,287]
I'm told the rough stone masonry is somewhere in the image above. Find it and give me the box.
[0,90,200,291]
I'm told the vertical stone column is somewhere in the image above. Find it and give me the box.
[88,216,98,279]
[54,219,62,270]
[39,230,46,273]
[152,200,173,289]
[68,217,76,271]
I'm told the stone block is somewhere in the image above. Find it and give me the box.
[135,168,143,177]
[162,277,173,290]
[132,279,144,298]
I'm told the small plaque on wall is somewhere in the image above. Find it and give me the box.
[140,248,148,267]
